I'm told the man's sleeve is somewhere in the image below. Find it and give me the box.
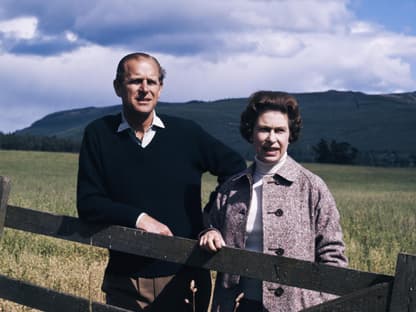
[76,125,142,228]
[196,123,246,184]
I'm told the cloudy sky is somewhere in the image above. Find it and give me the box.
[1,0,415,133]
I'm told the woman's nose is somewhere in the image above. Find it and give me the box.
[266,131,277,142]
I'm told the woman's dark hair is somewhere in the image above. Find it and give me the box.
[240,91,302,143]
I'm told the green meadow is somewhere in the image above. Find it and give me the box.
[0,150,415,311]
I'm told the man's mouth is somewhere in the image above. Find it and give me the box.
[136,97,152,102]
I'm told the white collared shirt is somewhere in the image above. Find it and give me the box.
[117,111,165,148]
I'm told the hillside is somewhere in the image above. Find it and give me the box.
[16,90,416,165]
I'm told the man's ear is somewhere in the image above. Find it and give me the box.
[113,79,121,97]
[156,83,163,99]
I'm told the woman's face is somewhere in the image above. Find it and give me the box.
[252,110,290,163]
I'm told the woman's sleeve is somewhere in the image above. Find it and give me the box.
[314,178,348,267]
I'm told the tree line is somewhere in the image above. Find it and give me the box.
[0,132,80,153]
[2,132,414,167]
[310,139,415,167]
[0,133,367,165]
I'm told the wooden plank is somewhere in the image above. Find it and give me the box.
[0,274,132,312]
[0,176,11,239]
[301,282,391,312]
[5,205,394,296]
[389,253,416,311]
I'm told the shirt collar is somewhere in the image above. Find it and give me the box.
[117,111,165,133]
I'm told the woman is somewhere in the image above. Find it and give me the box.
[199,91,348,311]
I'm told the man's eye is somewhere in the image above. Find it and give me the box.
[258,127,269,132]
[128,79,142,84]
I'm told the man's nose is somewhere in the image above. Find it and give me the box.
[139,80,149,92]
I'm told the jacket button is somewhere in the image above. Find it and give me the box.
[274,209,283,217]
[274,287,284,297]
[275,248,284,256]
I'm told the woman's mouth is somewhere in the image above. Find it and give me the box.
[263,146,279,152]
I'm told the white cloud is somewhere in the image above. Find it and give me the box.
[0,0,415,133]
[247,32,305,57]
[65,31,78,42]
[0,45,125,132]
[159,26,416,100]
[349,21,380,34]
[0,16,38,39]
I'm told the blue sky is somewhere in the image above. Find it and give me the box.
[1,0,415,133]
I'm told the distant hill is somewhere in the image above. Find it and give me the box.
[16,90,416,165]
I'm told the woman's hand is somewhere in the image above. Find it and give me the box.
[199,229,226,252]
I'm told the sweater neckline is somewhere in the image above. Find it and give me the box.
[254,152,287,178]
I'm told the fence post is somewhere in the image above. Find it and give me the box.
[389,253,416,311]
[0,176,11,239]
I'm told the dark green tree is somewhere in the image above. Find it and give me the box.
[312,139,332,163]
[313,139,358,164]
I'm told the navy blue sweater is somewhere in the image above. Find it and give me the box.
[77,113,246,276]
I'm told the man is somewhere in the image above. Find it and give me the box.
[76,52,246,311]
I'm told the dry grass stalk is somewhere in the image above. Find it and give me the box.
[232,292,245,312]
[184,279,198,312]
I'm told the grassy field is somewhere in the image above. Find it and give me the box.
[0,150,415,311]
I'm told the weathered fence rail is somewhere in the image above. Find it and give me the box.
[0,176,415,311]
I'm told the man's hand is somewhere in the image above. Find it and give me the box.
[136,214,173,236]
[199,229,226,252]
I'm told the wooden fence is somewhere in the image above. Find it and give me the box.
[0,176,415,311]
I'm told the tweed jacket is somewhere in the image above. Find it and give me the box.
[204,156,348,312]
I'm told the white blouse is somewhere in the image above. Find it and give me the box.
[241,152,288,301]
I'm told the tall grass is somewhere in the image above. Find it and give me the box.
[0,150,106,311]
[305,163,416,274]
[0,150,415,311]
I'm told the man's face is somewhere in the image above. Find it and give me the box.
[114,57,162,117]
